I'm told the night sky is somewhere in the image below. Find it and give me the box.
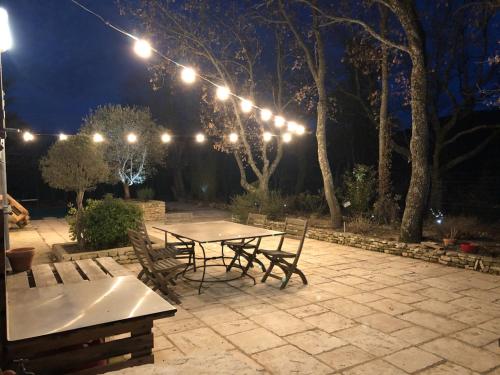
[0,0,148,134]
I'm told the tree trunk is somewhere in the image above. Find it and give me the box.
[123,183,131,200]
[76,189,85,211]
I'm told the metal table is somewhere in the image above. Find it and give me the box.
[154,220,284,293]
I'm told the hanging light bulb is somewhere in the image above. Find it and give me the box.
[59,133,68,141]
[181,67,196,84]
[260,108,272,122]
[274,116,285,128]
[216,86,230,101]
[195,133,205,143]
[127,133,138,143]
[229,132,238,143]
[282,132,292,143]
[240,99,253,113]
[22,131,34,142]
[295,125,306,135]
[263,132,273,142]
[161,133,172,143]
[287,121,298,132]
[93,133,104,143]
[133,39,152,59]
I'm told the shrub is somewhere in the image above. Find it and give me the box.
[347,215,374,234]
[434,215,484,240]
[343,164,377,215]
[68,195,143,250]
[291,191,328,215]
[230,190,288,222]
[137,187,155,201]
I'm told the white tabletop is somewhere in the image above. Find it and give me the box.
[7,276,176,341]
[154,220,284,243]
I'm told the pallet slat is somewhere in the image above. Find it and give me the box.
[53,261,85,284]
[6,272,29,291]
[31,264,58,288]
[76,259,110,281]
[95,257,132,277]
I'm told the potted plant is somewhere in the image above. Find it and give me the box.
[6,247,35,272]
[443,227,458,247]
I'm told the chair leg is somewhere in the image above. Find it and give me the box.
[261,261,275,283]
[280,272,292,290]
[294,268,308,285]
[254,257,267,272]
[191,248,197,272]
[226,251,239,272]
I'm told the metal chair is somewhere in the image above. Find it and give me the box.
[260,217,309,290]
[165,212,197,271]
[224,213,268,273]
[128,228,186,304]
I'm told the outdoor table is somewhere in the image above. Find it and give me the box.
[154,220,284,293]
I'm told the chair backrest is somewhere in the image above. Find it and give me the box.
[166,212,194,224]
[280,217,308,264]
[128,228,155,273]
[247,213,267,227]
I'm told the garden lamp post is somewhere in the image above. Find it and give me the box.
[0,7,13,250]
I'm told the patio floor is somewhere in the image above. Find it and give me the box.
[10,219,500,374]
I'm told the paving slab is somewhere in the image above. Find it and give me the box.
[384,347,442,373]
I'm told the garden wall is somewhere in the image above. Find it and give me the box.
[129,200,166,221]
[265,220,500,275]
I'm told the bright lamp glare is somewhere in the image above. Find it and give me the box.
[161,133,172,143]
[195,133,205,143]
[282,132,292,143]
[287,121,298,132]
[296,125,305,135]
[93,133,104,143]
[59,133,68,141]
[0,8,13,52]
[181,67,196,84]
[22,131,34,142]
[216,86,230,101]
[263,132,272,142]
[229,132,238,143]
[260,109,272,122]
[134,39,152,59]
[240,99,253,113]
[127,133,138,143]
[274,116,285,128]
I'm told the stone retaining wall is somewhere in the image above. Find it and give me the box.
[129,200,166,221]
[264,220,500,275]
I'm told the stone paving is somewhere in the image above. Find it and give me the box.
[10,219,500,374]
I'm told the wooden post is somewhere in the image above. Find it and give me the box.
[0,207,6,365]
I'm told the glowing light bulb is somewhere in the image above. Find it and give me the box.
[161,133,172,143]
[282,132,292,143]
[216,86,230,101]
[134,39,152,59]
[0,8,13,52]
[295,124,305,135]
[195,133,205,143]
[274,116,285,128]
[229,132,238,143]
[127,133,138,143]
[181,67,196,84]
[263,132,272,142]
[59,133,68,141]
[22,131,34,142]
[93,133,104,143]
[240,99,253,113]
[287,121,298,132]
[260,108,272,122]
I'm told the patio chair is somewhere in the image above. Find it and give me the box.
[260,217,309,290]
[224,213,267,273]
[165,212,197,271]
[128,228,186,304]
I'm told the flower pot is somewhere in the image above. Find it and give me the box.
[443,238,456,247]
[460,242,478,254]
[6,247,35,272]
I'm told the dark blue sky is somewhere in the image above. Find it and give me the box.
[0,0,149,133]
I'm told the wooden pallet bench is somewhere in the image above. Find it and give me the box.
[4,257,176,375]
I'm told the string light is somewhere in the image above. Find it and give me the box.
[93,133,104,143]
[181,67,196,84]
[22,131,34,142]
[195,133,205,143]
[287,121,298,132]
[59,133,68,141]
[282,132,292,143]
[263,132,272,142]
[134,39,152,59]
[274,116,285,128]
[260,109,272,122]
[161,133,172,143]
[127,133,138,143]
[240,99,253,113]
[216,86,230,101]
[296,125,305,135]
[229,132,238,143]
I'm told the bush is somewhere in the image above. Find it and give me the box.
[137,187,155,201]
[68,195,143,250]
[291,191,328,215]
[347,215,374,234]
[230,190,288,222]
[343,164,376,215]
[433,215,485,240]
